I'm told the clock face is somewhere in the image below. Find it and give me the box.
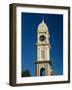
[39,35,46,41]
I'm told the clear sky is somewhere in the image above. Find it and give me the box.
[21,12,63,76]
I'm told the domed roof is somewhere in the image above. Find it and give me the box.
[38,19,48,32]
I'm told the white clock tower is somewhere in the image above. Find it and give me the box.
[35,19,53,76]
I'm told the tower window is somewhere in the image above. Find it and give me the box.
[40,68,45,76]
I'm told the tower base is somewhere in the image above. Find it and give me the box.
[35,60,54,76]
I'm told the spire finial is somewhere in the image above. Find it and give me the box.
[42,17,44,23]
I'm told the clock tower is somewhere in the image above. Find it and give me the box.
[35,19,53,76]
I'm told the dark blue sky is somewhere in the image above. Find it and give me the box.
[21,12,63,76]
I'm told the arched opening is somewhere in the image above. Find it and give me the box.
[40,68,45,76]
